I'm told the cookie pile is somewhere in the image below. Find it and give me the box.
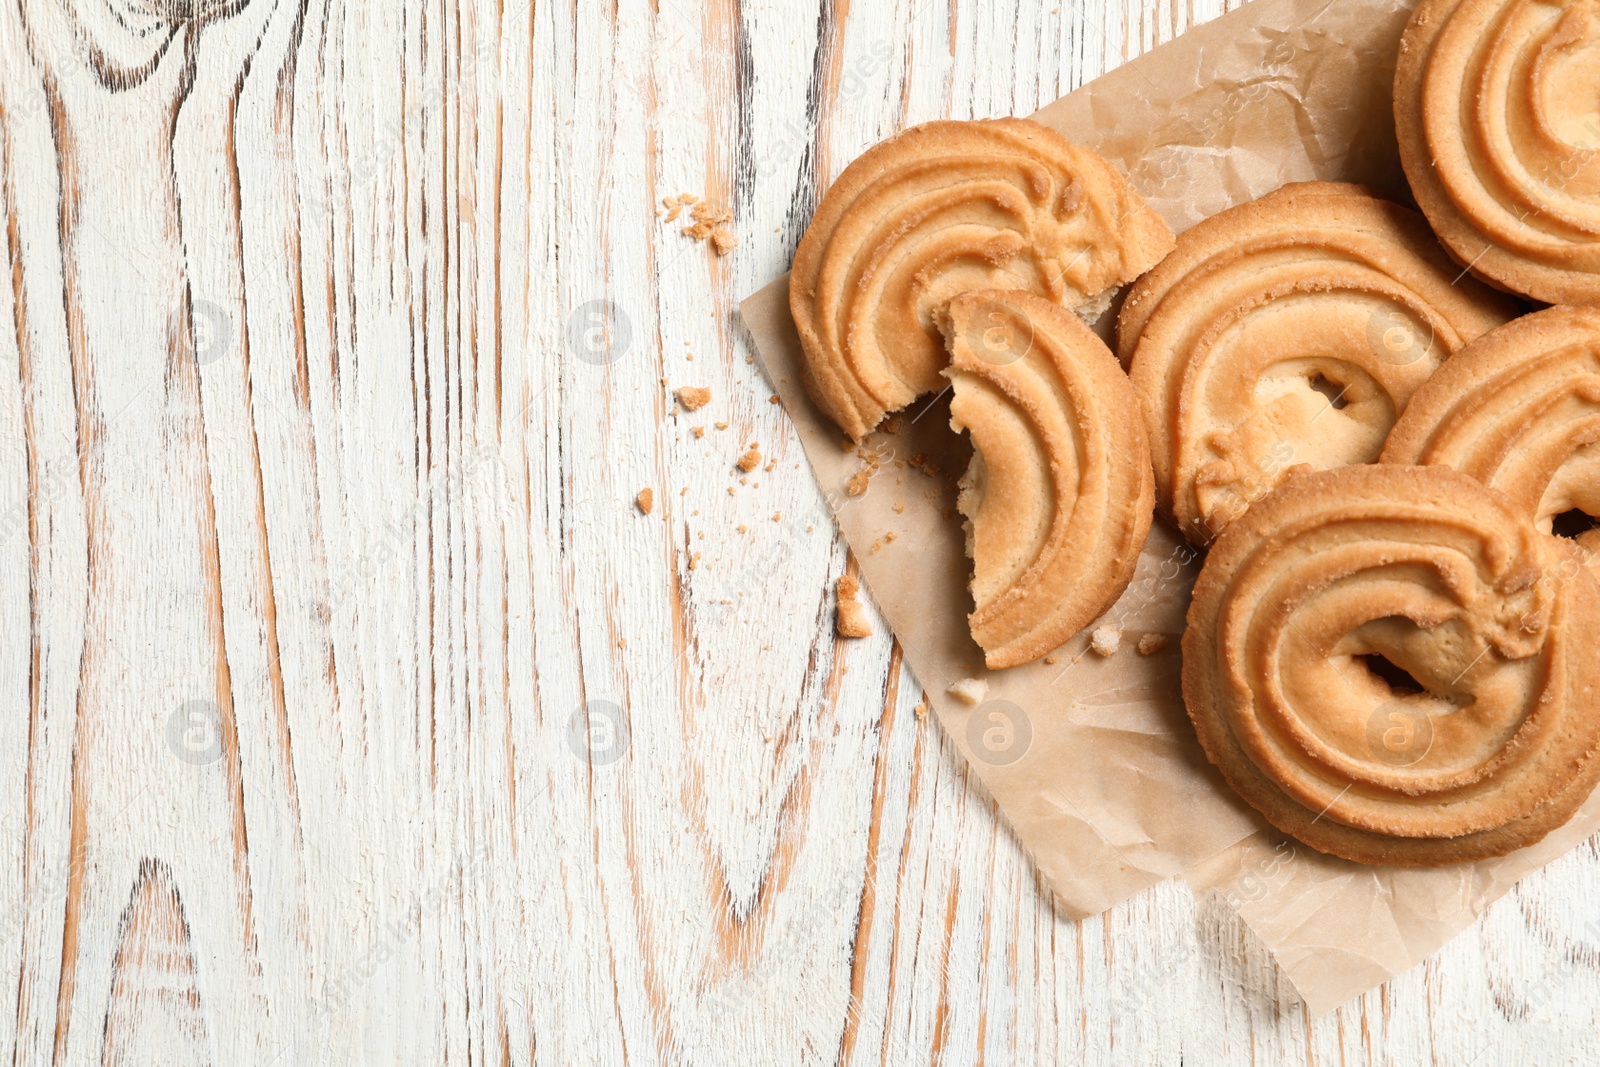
[788,116,1172,672]
[788,0,1600,867]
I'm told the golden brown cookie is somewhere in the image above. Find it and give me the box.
[1183,464,1600,867]
[1383,305,1600,563]
[1395,0,1600,305]
[791,118,1175,440]
[1121,182,1517,546]
[942,290,1154,669]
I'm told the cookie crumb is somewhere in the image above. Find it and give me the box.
[636,488,654,515]
[675,386,711,412]
[1090,625,1121,657]
[882,415,902,435]
[715,420,729,430]
[660,193,698,223]
[836,574,873,638]
[1043,655,1058,666]
[736,447,762,473]
[948,678,987,706]
[688,552,702,570]
[768,394,780,405]
[913,700,929,720]
[845,467,873,497]
[710,224,739,255]
[772,512,782,522]
[684,201,733,243]
[870,532,896,553]
[1136,633,1170,656]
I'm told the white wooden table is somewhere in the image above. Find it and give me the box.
[1,0,1597,1062]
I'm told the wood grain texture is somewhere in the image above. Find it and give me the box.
[0,0,1596,1063]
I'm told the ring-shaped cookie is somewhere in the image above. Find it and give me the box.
[1183,464,1600,866]
[792,118,1174,440]
[1384,305,1600,565]
[1395,0,1600,304]
[1121,182,1517,546]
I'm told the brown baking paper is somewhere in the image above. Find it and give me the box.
[738,0,1600,1014]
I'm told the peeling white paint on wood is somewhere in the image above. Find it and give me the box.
[0,0,1596,1063]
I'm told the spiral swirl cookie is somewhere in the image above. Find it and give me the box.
[1184,464,1600,866]
[1120,182,1518,546]
[942,290,1153,669]
[791,118,1175,440]
[1384,306,1600,561]
[1395,0,1600,304]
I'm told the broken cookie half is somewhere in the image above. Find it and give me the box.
[941,290,1154,669]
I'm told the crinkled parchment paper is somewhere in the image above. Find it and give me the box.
[737,0,1600,1014]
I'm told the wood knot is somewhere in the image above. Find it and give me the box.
[139,0,244,23]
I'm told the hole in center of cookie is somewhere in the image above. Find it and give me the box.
[1307,372,1348,410]
[1550,508,1600,540]
[1359,653,1423,696]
